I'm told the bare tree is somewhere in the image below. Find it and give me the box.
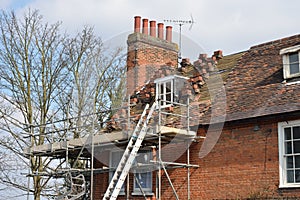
[0,10,126,199]
[64,26,126,139]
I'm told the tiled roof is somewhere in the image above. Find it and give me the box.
[201,34,300,124]
[106,34,300,129]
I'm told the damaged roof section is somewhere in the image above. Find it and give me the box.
[106,50,245,131]
[106,33,300,129]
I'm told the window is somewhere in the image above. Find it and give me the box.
[133,150,153,194]
[109,150,153,195]
[289,53,300,75]
[154,75,188,108]
[155,77,174,108]
[109,150,125,193]
[278,120,300,188]
[280,45,300,79]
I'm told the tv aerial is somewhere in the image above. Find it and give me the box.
[164,14,195,59]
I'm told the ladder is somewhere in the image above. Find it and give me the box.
[102,102,156,200]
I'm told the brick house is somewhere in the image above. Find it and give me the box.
[26,16,300,199]
[96,16,300,199]
[190,34,300,199]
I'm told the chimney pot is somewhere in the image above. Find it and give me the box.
[134,16,141,33]
[142,18,149,35]
[166,26,172,42]
[150,21,156,37]
[157,23,164,39]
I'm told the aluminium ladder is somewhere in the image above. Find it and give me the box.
[102,102,156,200]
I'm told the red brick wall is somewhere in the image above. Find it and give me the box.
[92,115,300,199]
[93,150,109,199]
[126,33,178,95]
[191,123,279,199]
[162,116,300,199]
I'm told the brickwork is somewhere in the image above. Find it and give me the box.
[126,32,178,95]
[93,115,300,199]
[191,122,280,199]
[161,114,300,199]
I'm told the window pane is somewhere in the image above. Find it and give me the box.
[294,141,300,153]
[290,63,300,74]
[285,141,292,154]
[135,172,152,189]
[289,53,299,75]
[287,156,294,168]
[166,82,171,102]
[166,81,171,91]
[293,126,300,139]
[296,170,300,183]
[289,53,299,63]
[110,151,125,190]
[285,127,291,140]
[295,156,300,168]
[136,151,151,163]
[287,170,295,183]
[134,150,152,191]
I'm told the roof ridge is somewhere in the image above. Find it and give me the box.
[250,34,300,50]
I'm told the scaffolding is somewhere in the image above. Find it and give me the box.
[24,75,200,200]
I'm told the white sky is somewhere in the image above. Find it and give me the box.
[1,0,300,60]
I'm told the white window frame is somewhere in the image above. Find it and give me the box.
[280,45,300,79]
[154,75,188,108]
[278,120,300,188]
[109,150,125,194]
[132,150,153,195]
[155,76,174,108]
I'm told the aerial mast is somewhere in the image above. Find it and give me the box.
[164,15,195,60]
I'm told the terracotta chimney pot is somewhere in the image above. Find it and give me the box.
[157,23,164,39]
[166,26,172,42]
[150,21,156,37]
[142,18,149,35]
[134,16,141,33]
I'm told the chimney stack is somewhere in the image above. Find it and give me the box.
[134,16,141,33]
[142,18,149,35]
[157,23,164,39]
[166,26,172,42]
[127,16,179,94]
[150,20,156,37]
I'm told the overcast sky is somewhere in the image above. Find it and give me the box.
[1,0,300,60]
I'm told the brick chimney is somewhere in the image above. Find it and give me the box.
[126,16,178,95]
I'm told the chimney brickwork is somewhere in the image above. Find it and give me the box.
[127,16,178,95]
